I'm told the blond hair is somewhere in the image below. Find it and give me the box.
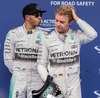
[55,6,75,22]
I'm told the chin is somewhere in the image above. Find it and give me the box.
[36,23,40,27]
[57,30,64,34]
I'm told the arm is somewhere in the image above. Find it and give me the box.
[76,19,97,41]
[71,7,97,43]
[37,37,49,81]
[4,30,15,73]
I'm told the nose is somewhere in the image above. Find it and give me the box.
[56,21,61,27]
[38,16,42,19]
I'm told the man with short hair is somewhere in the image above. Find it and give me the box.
[37,6,97,98]
[4,3,47,98]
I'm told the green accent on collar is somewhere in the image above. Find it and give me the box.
[63,34,67,38]
[27,30,32,34]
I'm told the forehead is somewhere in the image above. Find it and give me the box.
[55,14,69,21]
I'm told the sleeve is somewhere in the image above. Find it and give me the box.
[3,30,15,73]
[76,18,98,44]
[37,36,49,81]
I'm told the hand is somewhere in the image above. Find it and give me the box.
[70,6,79,21]
[47,75,53,81]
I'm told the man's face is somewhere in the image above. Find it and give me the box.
[55,13,72,34]
[26,13,42,27]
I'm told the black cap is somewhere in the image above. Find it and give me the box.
[22,3,46,18]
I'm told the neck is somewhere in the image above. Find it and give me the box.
[24,22,35,30]
[57,28,69,35]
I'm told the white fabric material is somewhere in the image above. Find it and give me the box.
[4,25,48,98]
[37,19,97,98]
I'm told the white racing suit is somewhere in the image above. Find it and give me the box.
[4,25,48,98]
[37,19,97,98]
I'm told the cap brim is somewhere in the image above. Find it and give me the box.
[40,10,47,13]
[30,10,47,15]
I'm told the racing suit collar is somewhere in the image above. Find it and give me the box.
[23,24,35,34]
[55,28,71,37]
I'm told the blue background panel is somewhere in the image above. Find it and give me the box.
[0,0,100,98]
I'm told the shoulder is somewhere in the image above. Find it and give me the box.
[9,25,23,34]
[44,30,55,40]
[6,26,22,38]
[70,29,82,35]
[35,27,49,35]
